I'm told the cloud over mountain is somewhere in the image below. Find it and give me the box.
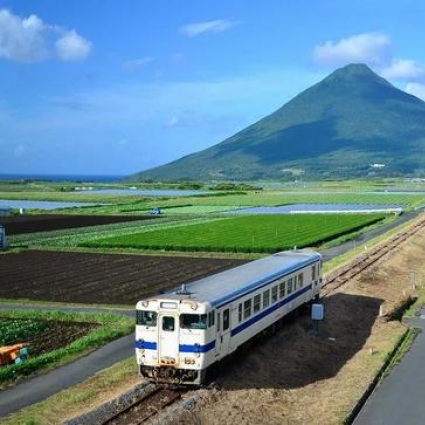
[313,32,391,67]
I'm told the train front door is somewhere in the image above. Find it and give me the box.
[215,308,231,359]
[158,314,179,364]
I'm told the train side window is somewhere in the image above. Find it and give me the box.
[253,294,261,313]
[180,314,207,330]
[208,311,215,327]
[263,289,270,308]
[287,278,293,294]
[162,316,175,332]
[223,309,230,331]
[243,299,252,319]
[216,312,221,332]
[312,264,316,280]
[279,281,286,299]
[298,273,304,288]
[238,303,243,322]
[271,286,278,303]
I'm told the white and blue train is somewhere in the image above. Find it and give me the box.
[135,250,322,385]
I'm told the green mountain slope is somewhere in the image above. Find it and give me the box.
[133,64,425,181]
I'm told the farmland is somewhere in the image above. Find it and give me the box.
[0,214,156,235]
[0,310,132,386]
[36,190,425,216]
[83,213,387,253]
[0,251,247,304]
[0,316,96,358]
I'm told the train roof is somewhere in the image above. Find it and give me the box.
[160,250,321,309]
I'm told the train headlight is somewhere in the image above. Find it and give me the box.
[142,300,149,307]
[190,302,198,310]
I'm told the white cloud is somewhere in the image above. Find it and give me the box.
[405,83,425,101]
[381,58,425,81]
[55,30,92,61]
[0,8,92,63]
[313,32,391,67]
[0,9,49,62]
[123,56,154,70]
[180,19,239,37]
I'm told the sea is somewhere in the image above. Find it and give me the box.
[0,174,126,182]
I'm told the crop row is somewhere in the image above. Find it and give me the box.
[0,318,47,346]
[84,214,386,253]
[9,216,217,248]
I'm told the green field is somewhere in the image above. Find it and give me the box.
[83,213,386,253]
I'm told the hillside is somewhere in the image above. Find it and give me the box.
[133,64,425,181]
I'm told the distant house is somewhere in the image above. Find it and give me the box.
[370,163,386,169]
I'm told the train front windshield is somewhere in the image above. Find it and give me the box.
[180,314,207,330]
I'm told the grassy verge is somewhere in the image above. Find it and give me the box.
[323,213,425,274]
[0,310,132,388]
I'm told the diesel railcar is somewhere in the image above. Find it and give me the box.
[135,250,322,385]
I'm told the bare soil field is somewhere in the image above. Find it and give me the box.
[0,251,246,305]
[0,214,155,235]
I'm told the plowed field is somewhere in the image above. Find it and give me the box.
[0,214,155,235]
[0,251,246,305]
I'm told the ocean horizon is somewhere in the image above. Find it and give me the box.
[0,174,127,182]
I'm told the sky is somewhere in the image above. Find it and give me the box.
[1,0,425,176]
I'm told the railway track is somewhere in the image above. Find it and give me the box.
[99,385,187,425]
[322,216,425,297]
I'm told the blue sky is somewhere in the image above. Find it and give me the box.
[1,1,425,176]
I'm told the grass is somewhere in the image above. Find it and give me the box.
[0,310,132,387]
[83,213,386,253]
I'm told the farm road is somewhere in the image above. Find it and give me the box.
[353,311,425,425]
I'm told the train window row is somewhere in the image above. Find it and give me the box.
[236,271,307,324]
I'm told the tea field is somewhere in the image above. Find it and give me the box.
[83,213,386,253]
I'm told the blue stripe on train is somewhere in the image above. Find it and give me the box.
[134,340,215,352]
[135,340,157,350]
[179,340,215,353]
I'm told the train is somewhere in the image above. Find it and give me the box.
[135,249,323,385]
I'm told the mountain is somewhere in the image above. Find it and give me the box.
[133,64,425,181]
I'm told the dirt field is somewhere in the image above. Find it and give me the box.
[169,225,425,425]
[0,251,247,304]
[0,214,155,235]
